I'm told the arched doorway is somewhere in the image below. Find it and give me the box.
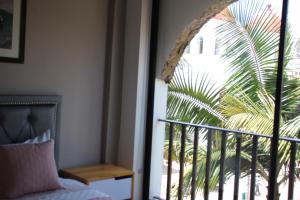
[143,0,300,199]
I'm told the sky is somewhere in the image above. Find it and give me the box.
[265,0,300,35]
[287,0,300,36]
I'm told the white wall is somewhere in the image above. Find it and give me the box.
[182,19,229,87]
[149,79,168,198]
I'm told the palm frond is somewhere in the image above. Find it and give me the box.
[216,0,294,99]
[168,61,225,125]
[219,89,275,134]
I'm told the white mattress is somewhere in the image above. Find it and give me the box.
[17,178,112,200]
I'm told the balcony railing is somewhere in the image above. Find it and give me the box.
[158,119,300,200]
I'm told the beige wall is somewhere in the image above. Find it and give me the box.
[97,0,152,198]
[0,0,226,198]
[101,0,126,164]
[0,0,108,168]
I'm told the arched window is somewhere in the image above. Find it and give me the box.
[184,44,191,54]
[198,36,204,54]
[215,38,220,55]
[296,39,300,58]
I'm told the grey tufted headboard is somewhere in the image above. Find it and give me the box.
[0,95,61,162]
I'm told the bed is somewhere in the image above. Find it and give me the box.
[0,95,112,200]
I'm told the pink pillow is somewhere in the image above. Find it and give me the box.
[0,140,61,199]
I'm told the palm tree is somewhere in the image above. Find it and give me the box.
[166,0,300,199]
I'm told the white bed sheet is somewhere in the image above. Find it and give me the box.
[16,178,112,200]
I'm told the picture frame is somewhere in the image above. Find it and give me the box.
[0,0,26,63]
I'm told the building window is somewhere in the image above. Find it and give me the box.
[215,38,220,55]
[185,44,191,54]
[296,39,300,58]
[199,37,203,54]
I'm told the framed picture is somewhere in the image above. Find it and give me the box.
[0,0,26,63]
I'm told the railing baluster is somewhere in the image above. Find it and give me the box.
[250,136,258,200]
[204,129,213,200]
[159,119,300,200]
[218,131,227,200]
[166,123,174,200]
[178,125,186,200]
[233,135,242,200]
[288,141,297,200]
[191,127,199,200]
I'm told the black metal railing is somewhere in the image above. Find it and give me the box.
[159,119,300,200]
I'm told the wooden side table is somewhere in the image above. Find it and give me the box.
[60,164,134,200]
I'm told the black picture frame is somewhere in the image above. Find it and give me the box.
[0,0,26,63]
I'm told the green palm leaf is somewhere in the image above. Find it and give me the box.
[168,61,224,125]
[219,89,275,134]
[165,0,300,197]
[216,0,294,100]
